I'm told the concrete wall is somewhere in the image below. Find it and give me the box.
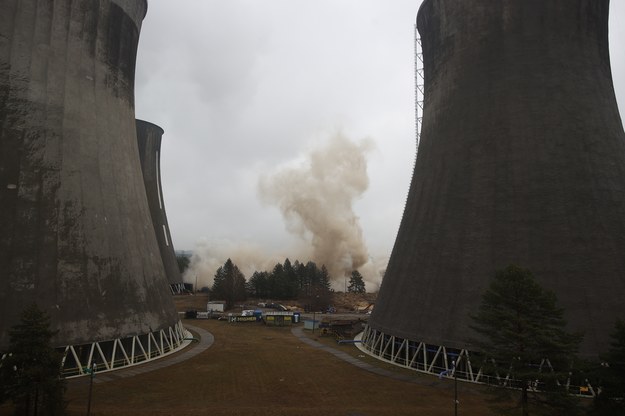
[136,119,183,289]
[0,0,178,349]
[369,0,625,357]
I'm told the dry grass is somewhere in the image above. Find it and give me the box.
[56,295,498,416]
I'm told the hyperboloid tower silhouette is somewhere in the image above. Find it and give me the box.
[136,120,185,294]
[0,0,185,375]
[362,0,625,380]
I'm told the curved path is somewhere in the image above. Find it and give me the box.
[69,324,214,385]
[70,323,453,390]
[291,326,451,389]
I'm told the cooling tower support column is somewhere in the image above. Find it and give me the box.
[136,120,185,294]
[0,0,188,375]
[362,0,625,388]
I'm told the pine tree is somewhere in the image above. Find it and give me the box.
[0,304,66,415]
[269,262,284,298]
[319,265,332,292]
[281,258,299,299]
[211,259,247,309]
[590,319,625,414]
[211,264,227,300]
[347,270,366,293]
[299,261,319,297]
[230,263,247,307]
[470,265,582,416]
[247,271,270,298]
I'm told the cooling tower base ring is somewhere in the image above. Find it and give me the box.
[170,283,186,294]
[357,325,595,397]
[59,320,189,378]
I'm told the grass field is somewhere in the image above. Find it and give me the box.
[56,295,498,416]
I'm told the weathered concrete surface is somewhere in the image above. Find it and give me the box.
[0,0,178,349]
[369,0,625,357]
[136,120,183,289]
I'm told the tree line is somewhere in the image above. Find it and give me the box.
[208,258,366,310]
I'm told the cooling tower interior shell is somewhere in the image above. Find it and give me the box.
[136,119,184,292]
[0,0,180,353]
[367,0,625,359]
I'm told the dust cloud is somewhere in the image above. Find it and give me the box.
[183,132,387,291]
[258,132,375,286]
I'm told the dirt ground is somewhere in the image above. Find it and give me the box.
[1,294,499,415]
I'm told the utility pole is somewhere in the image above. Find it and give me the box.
[453,359,458,416]
[86,361,97,416]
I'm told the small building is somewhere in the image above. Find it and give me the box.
[264,311,296,326]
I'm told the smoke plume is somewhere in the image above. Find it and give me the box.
[258,132,374,284]
[183,132,386,291]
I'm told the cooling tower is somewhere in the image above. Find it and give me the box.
[363,0,625,372]
[0,0,185,375]
[136,120,184,294]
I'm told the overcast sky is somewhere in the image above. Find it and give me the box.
[134,1,625,286]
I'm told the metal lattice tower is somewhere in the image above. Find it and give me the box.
[414,25,424,158]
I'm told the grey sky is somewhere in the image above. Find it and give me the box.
[135,1,625,283]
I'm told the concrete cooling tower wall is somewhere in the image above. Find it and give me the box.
[0,0,185,376]
[363,0,625,375]
[136,120,184,294]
